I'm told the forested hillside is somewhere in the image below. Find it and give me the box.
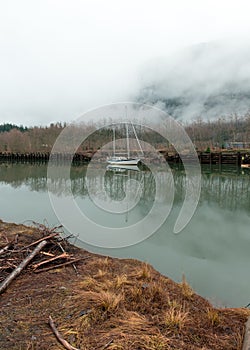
[0,114,250,153]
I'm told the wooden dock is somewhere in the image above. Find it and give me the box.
[0,152,93,163]
[158,151,246,166]
[0,151,249,166]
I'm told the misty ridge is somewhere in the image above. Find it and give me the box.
[135,40,250,121]
[2,40,250,152]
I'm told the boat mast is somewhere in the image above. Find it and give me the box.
[126,122,130,159]
[125,106,130,159]
[113,126,116,157]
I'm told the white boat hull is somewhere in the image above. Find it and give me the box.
[107,158,140,166]
[107,164,140,172]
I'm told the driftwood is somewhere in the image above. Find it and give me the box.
[34,256,90,273]
[0,240,47,294]
[19,232,59,251]
[32,252,70,270]
[48,315,80,350]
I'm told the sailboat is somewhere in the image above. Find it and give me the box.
[107,122,143,167]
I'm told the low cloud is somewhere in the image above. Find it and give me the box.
[135,40,250,120]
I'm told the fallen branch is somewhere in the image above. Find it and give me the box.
[0,234,18,255]
[19,232,59,251]
[6,261,17,268]
[34,256,90,273]
[57,241,78,275]
[32,252,70,270]
[48,315,80,350]
[0,240,47,294]
[32,222,63,233]
[0,264,17,271]
[40,251,55,257]
[0,243,11,255]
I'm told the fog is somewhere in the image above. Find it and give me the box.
[136,40,250,120]
[1,1,250,126]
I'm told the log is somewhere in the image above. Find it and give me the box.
[48,315,80,350]
[0,240,47,294]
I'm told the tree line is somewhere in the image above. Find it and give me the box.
[184,113,250,150]
[0,113,250,153]
[0,123,28,133]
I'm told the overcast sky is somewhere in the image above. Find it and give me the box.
[1,0,250,126]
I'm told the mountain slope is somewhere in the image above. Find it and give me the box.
[136,41,250,120]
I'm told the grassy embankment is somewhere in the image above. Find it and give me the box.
[0,220,249,350]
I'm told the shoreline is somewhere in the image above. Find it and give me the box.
[0,150,250,166]
[0,219,249,349]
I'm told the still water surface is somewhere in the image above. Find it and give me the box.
[0,161,250,307]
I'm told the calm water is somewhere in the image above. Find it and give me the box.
[0,161,250,307]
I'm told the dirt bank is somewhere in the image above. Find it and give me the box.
[0,220,249,350]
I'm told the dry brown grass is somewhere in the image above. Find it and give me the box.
[93,268,107,279]
[144,334,170,350]
[79,290,123,313]
[164,305,189,330]
[0,220,249,350]
[114,273,130,288]
[179,274,194,298]
[207,307,220,326]
[135,262,153,279]
[79,276,96,289]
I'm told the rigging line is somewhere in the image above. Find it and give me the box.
[131,122,144,157]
